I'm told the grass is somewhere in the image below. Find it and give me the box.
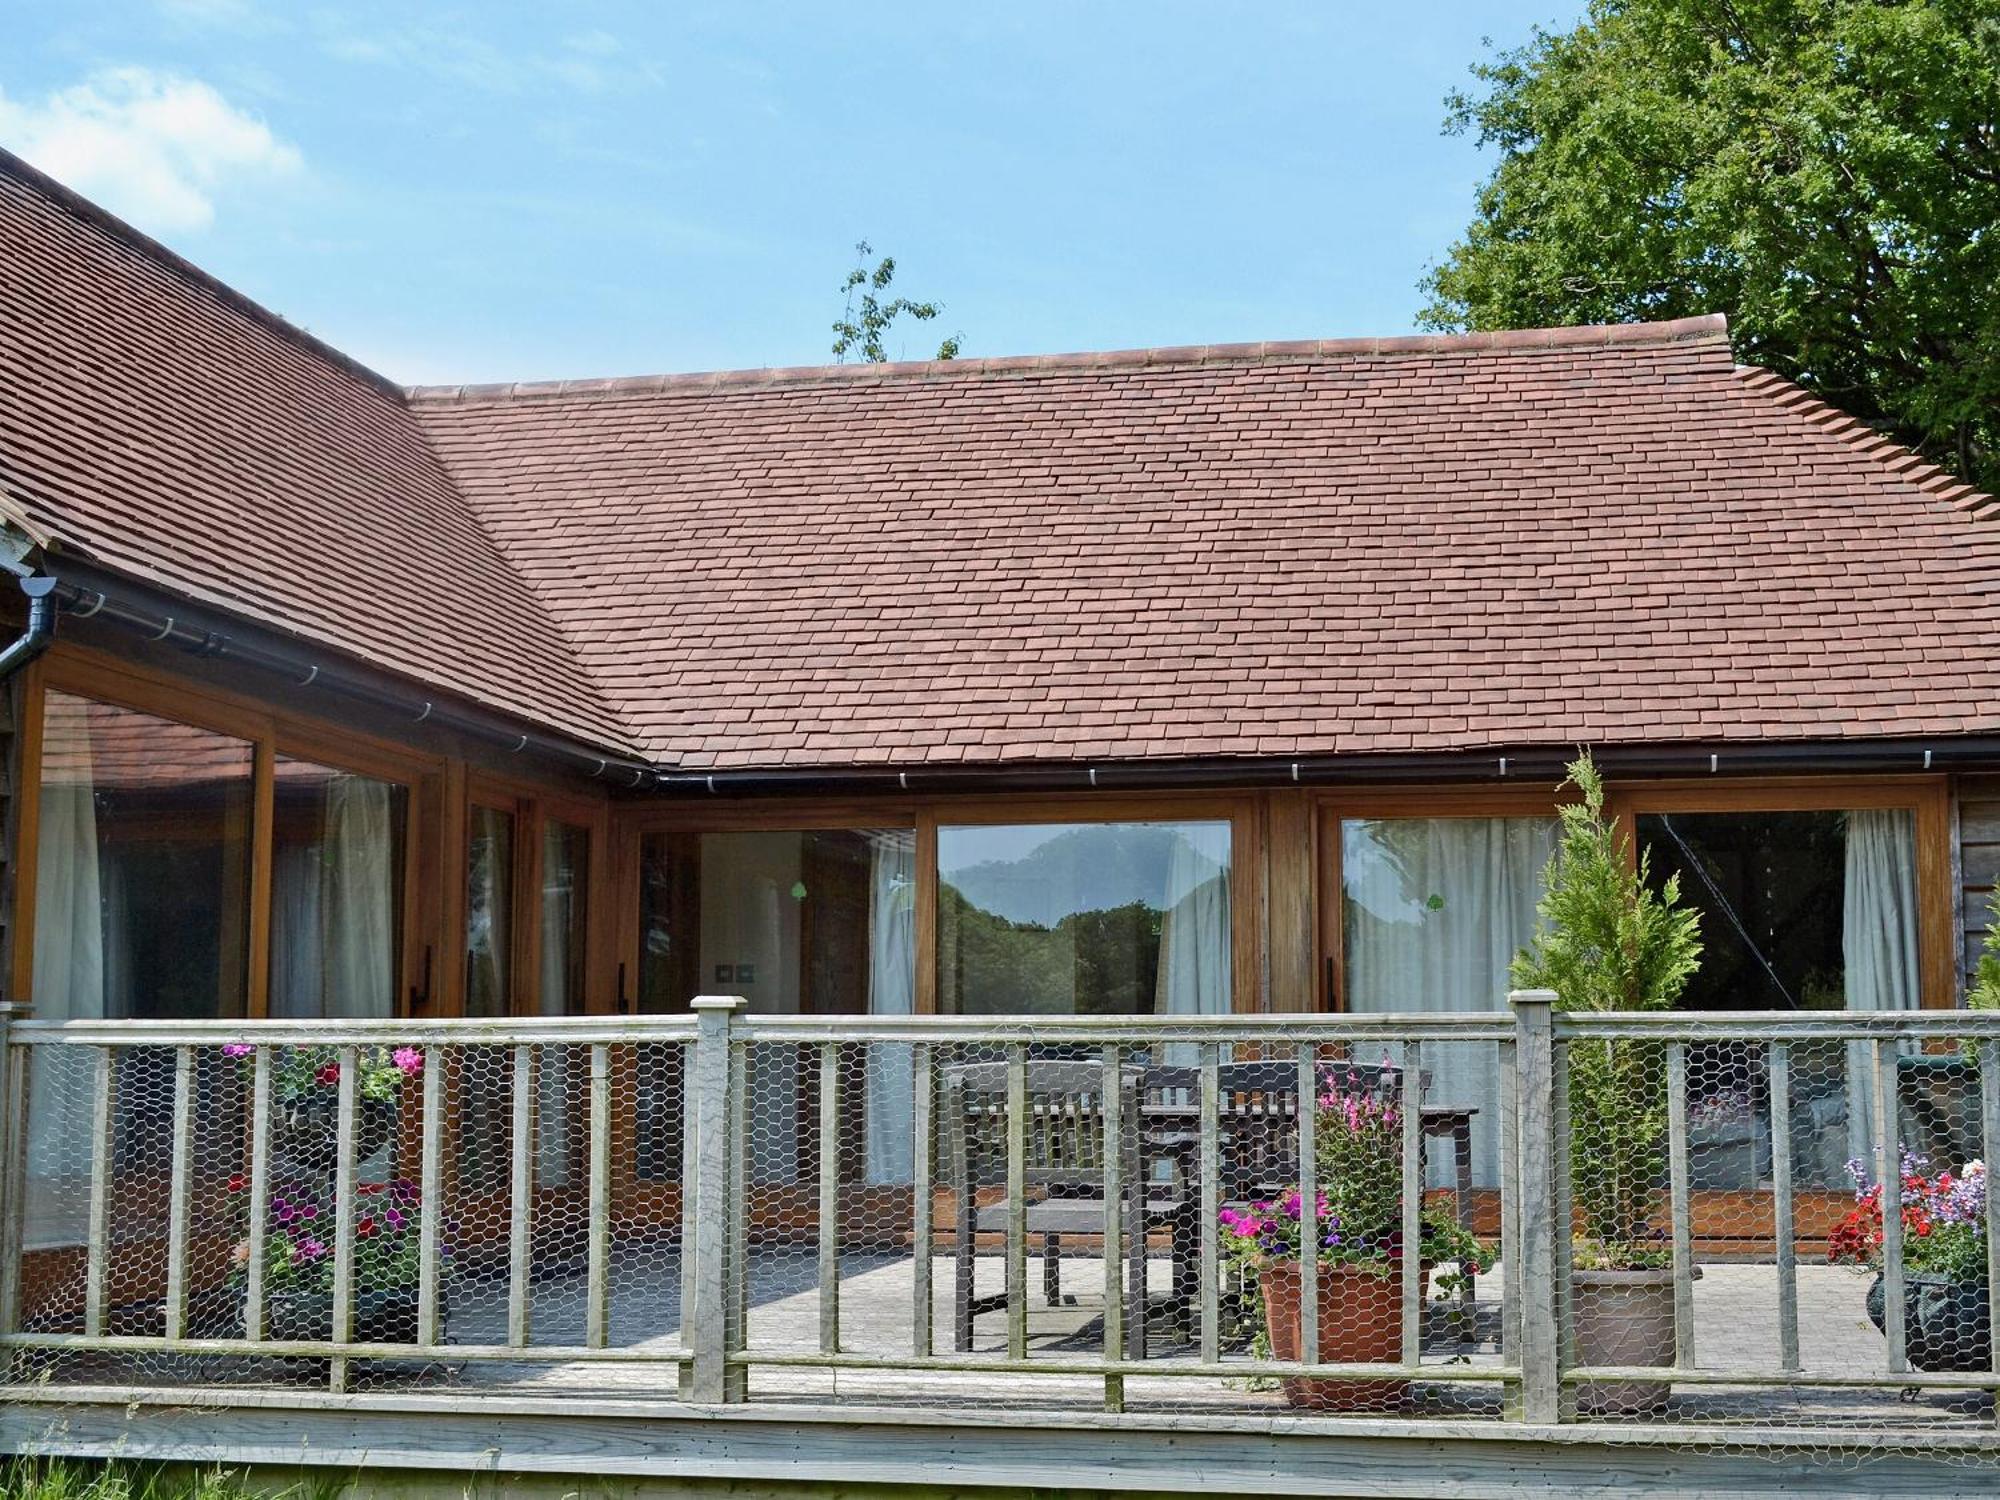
[0,1462,336,1500]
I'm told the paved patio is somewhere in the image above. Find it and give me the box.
[416,1248,1990,1430]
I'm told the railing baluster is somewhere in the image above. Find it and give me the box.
[1767,1042,1799,1373]
[0,1021,30,1376]
[1101,1044,1124,1413]
[818,1040,841,1355]
[1981,1038,2000,1422]
[586,1043,611,1350]
[163,1045,195,1342]
[911,1042,933,1359]
[1495,1036,1519,1395]
[1295,1042,1318,1367]
[329,1043,359,1393]
[83,1045,115,1339]
[680,1041,700,1354]
[725,1036,749,1401]
[1872,1038,1906,1374]
[416,1044,444,1348]
[1005,1044,1028,1362]
[1400,1039,1423,1370]
[243,1047,272,1343]
[1198,1042,1220,1366]
[1665,1041,1693,1368]
[508,1043,535,1348]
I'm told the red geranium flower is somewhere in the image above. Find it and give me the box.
[315,1062,340,1086]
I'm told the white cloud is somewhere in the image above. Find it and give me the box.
[0,68,301,234]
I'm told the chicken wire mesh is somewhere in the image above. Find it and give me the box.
[2,1036,695,1397]
[1555,1025,2000,1467]
[2,1014,1995,1469]
[727,1022,1512,1416]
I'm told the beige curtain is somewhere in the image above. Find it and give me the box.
[1843,809,1919,1170]
[1342,816,1556,1186]
[863,830,917,1185]
[27,699,106,1229]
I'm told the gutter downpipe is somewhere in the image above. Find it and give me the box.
[0,575,58,681]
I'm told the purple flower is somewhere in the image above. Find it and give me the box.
[290,1237,327,1266]
[223,1043,255,1058]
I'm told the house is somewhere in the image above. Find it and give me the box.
[1,146,1997,1495]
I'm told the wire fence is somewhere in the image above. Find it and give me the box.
[0,999,1996,1462]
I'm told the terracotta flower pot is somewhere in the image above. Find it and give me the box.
[1258,1259,1405,1411]
[1570,1266,1681,1416]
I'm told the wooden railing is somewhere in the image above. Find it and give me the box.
[0,997,1996,1443]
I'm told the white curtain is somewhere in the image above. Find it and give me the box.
[28,705,106,1201]
[863,830,917,1185]
[1843,809,1919,1169]
[1342,817,1557,1186]
[1155,825,1232,1019]
[324,777,393,1017]
[269,842,323,1017]
[270,775,394,1019]
[538,825,583,1187]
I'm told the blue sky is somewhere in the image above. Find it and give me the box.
[0,2,1578,384]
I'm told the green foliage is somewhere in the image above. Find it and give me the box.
[1969,885,2000,1014]
[832,240,960,363]
[1423,1,2000,491]
[0,1461,332,1500]
[938,887,1165,1014]
[1513,751,1702,1267]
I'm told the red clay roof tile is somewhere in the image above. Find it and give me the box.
[9,144,2000,772]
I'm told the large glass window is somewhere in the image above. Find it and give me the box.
[936,820,1231,1016]
[636,828,916,1185]
[1638,808,1921,1190]
[33,690,254,1021]
[1340,815,1556,1186]
[268,756,406,1019]
[465,805,515,1017]
[638,828,914,1017]
[539,820,590,1018]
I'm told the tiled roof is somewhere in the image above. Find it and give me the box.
[409,319,2000,769]
[0,149,631,753]
[10,146,2000,773]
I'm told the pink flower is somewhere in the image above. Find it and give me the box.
[392,1046,424,1077]
[290,1237,327,1265]
[223,1043,255,1058]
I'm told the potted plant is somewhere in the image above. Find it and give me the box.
[1830,1152,1990,1371]
[223,1041,435,1356]
[1219,1065,1492,1411]
[1511,752,1702,1415]
[232,1176,432,1346]
[225,1043,425,1175]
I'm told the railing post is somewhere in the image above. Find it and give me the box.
[0,1003,26,1378]
[687,995,747,1403]
[1510,989,1562,1424]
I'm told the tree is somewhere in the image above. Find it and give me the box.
[1513,751,1702,1266]
[1421,1,2000,492]
[832,241,961,363]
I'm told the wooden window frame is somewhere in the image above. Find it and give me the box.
[464,770,611,1019]
[616,792,1260,1017]
[1314,775,1955,1014]
[1315,784,1571,1014]
[14,644,439,1019]
[1606,776,1956,1011]
[11,641,614,1026]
